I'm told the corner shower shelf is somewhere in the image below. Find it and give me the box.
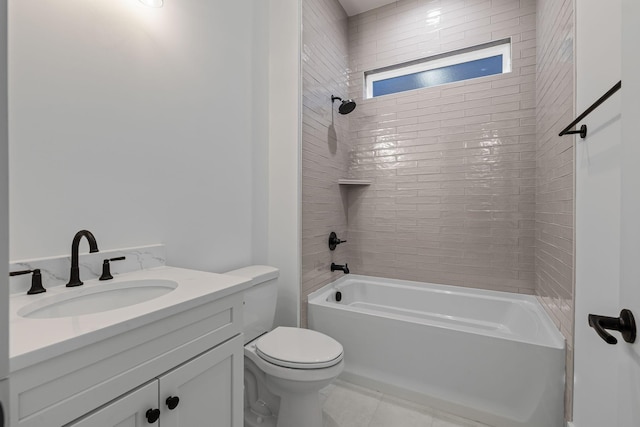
[338,179,372,186]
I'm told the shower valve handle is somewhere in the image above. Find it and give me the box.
[328,232,347,251]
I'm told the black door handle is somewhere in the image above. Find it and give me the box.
[588,309,636,345]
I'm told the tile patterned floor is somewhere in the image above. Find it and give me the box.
[320,380,493,427]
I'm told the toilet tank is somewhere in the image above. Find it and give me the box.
[224,265,279,344]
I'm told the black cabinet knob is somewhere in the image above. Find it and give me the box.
[145,408,160,423]
[166,396,180,410]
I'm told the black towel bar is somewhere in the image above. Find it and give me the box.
[559,80,622,139]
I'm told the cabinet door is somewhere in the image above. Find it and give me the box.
[159,335,243,427]
[65,382,158,427]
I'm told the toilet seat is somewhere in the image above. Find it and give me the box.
[255,327,343,369]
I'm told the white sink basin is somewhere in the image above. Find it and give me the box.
[17,279,179,319]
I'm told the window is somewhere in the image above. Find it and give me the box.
[365,39,512,99]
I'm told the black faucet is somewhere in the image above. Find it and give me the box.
[331,263,349,274]
[66,230,99,287]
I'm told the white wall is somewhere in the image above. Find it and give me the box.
[618,2,640,425]
[573,0,622,425]
[0,0,9,396]
[8,0,267,273]
[252,1,270,266]
[268,0,301,328]
[1,0,8,423]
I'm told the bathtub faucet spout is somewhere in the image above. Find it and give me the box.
[331,263,349,274]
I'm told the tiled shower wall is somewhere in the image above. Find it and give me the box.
[345,0,538,293]
[302,0,576,419]
[535,0,575,419]
[301,0,350,326]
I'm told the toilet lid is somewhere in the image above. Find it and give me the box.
[255,327,343,369]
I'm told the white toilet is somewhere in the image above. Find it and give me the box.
[226,265,344,427]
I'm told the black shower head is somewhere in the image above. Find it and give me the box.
[331,95,357,115]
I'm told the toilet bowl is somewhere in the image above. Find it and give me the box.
[224,265,344,427]
[244,327,344,427]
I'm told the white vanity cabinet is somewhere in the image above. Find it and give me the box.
[67,335,243,427]
[157,335,242,426]
[10,278,247,427]
[64,382,158,427]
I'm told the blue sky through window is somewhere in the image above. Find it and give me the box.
[372,55,503,97]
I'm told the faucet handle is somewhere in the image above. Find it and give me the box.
[10,269,46,295]
[99,256,126,281]
[328,232,347,251]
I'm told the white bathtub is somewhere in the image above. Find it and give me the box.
[308,275,565,427]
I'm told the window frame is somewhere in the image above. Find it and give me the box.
[364,39,512,99]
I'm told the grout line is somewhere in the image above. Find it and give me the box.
[364,392,384,427]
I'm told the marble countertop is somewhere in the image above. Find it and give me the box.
[10,266,251,371]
